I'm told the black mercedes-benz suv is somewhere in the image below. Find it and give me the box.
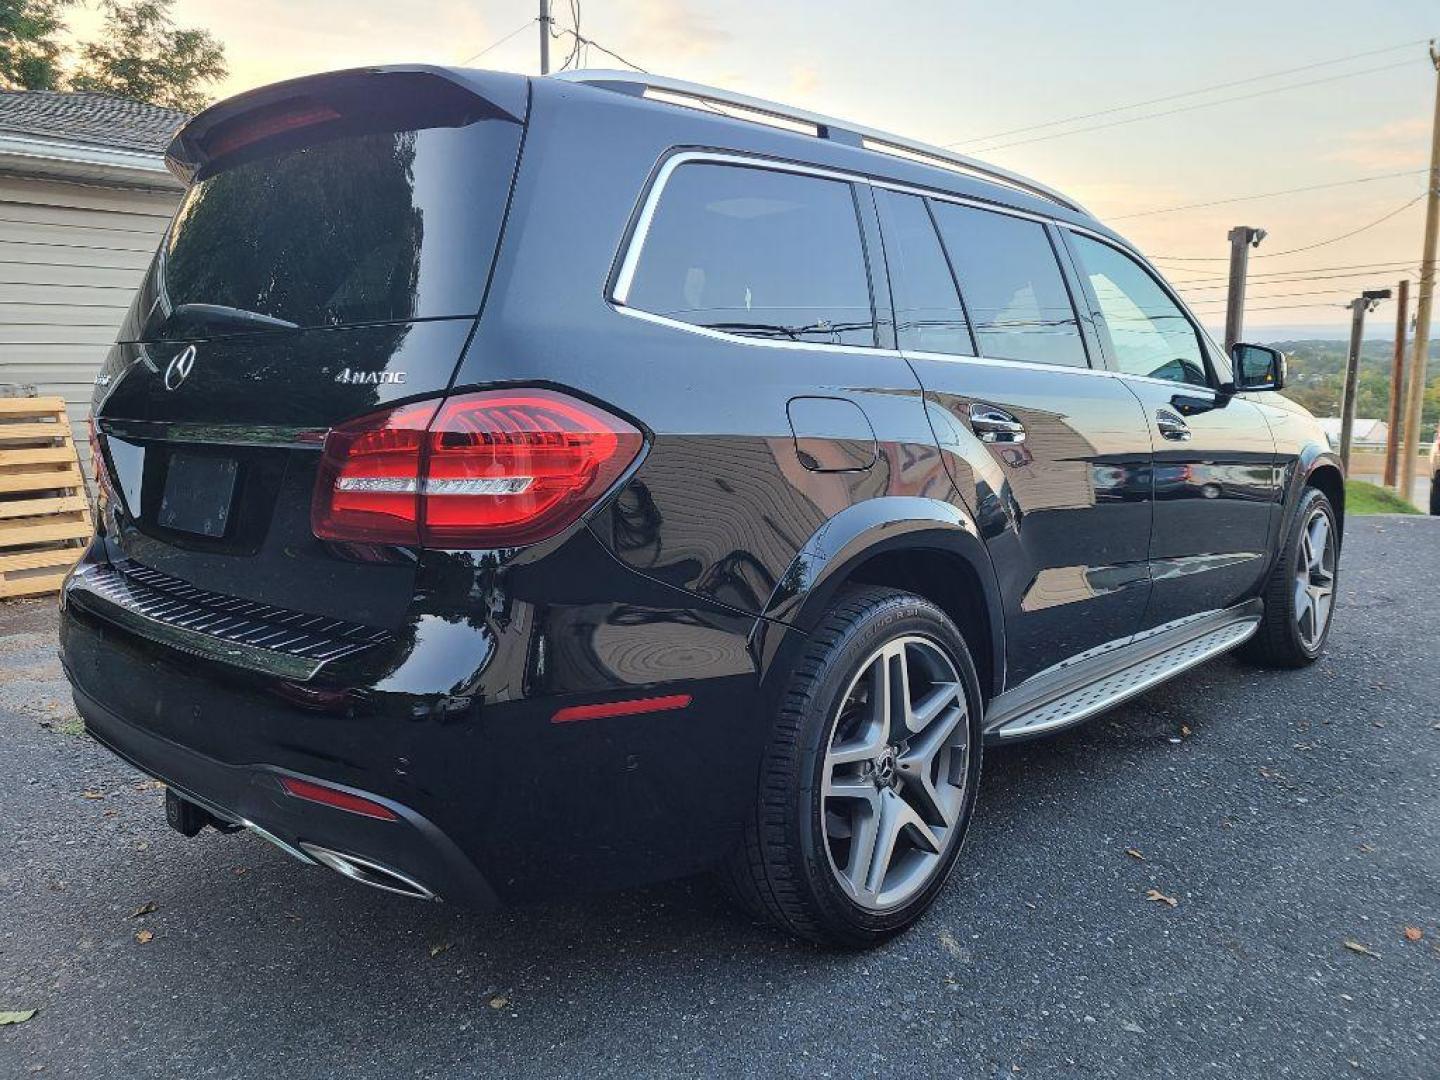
[60,65,1343,946]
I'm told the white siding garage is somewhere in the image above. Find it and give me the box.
[0,91,185,482]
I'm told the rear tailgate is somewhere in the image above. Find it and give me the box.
[88,66,527,624]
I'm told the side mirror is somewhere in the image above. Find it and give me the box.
[1230,343,1286,392]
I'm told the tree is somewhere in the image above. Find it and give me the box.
[69,0,224,113]
[0,0,72,90]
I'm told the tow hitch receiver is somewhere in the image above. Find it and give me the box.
[164,788,238,836]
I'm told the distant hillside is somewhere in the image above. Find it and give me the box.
[1260,339,1440,439]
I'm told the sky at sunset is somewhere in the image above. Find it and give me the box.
[66,0,1440,337]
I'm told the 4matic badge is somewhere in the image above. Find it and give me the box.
[334,368,407,386]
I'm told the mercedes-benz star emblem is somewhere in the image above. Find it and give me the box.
[163,345,197,391]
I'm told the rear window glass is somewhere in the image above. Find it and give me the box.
[131,120,519,341]
[625,162,876,347]
[930,202,1088,368]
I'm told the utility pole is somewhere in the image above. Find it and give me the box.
[1224,226,1266,353]
[539,0,551,75]
[1399,41,1440,503]
[1339,290,1390,472]
[1383,279,1410,487]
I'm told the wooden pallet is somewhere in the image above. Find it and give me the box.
[0,396,92,598]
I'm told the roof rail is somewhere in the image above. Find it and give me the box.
[550,69,1088,215]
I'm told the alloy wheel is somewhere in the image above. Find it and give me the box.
[1294,506,1336,651]
[821,635,970,911]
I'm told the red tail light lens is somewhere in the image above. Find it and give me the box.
[88,416,114,498]
[312,389,643,548]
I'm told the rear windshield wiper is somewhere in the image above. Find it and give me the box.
[160,303,299,334]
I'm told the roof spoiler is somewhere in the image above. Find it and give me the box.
[164,65,528,184]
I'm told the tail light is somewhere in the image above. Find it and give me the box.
[312,389,643,548]
[88,416,114,499]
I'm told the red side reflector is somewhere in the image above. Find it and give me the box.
[551,694,693,724]
[279,777,398,821]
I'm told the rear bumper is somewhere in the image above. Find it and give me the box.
[57,528,774,904]
[70,677,499,908]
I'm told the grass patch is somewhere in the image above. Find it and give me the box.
[1345,479,1420,516]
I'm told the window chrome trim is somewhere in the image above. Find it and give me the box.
[902,348,1113,379]
[611,149,874,306]
[611,149,1108,363]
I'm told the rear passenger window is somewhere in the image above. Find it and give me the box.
[624,162,876,347]
[929,203,1088,368]
[875,191,973,355]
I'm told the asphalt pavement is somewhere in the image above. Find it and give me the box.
[2,515,1437,1079]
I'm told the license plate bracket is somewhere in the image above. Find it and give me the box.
[158,452,238,537]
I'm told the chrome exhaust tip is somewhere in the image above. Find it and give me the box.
[298,842,438,901]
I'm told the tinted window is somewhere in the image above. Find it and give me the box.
[930,203,1087,368]
[626,163,875,347]
[134,119,520,341]
[1071,235,1208,386]
[875,191,972,355]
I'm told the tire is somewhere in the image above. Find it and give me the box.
[720,586,984,948]
[1428,472,1439,516]
[1241,486,1339,668]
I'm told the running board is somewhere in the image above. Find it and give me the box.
[983,603,1262,742]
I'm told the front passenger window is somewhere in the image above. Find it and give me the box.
[1071,234,1209,387]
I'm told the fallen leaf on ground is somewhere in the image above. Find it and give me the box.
[0,1010,37,1025]
[129,902,156,919]
[937,929,965,958]
[1180,725,1192,738]
[1125,848,1146,861]
[429,942,451,958]
[1343,939,1379,958]
[487,994,509,1010]
[81,790,104,800]
[135,929,154,944]
[1403,927,1423,942]
[1144,889,1178,908]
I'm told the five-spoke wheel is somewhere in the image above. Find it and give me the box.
[822,636,970,910]
[1293,505,1336,652]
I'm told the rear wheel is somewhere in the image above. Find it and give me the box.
[1242,487,1338,667]
[721,587,983,947]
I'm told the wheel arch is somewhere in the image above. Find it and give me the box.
[1304,459,1345,540]
[755,497,1005,702]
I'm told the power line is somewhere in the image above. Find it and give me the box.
[458,18,537,65]
[1158,258,1417,280]
[943,38,1431,148]
[1186,287,1377,306]
[957,60,1415,155]
[1148,194,1426,261]
[1169,263,1419,289]
[1214,301,1355,313]
[1105,169,1429,221]
[553,26,650,73]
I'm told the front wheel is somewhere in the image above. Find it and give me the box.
[1242,487,1339,667]
[721,587,983,947]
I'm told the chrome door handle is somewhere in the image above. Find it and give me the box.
[1156,410,1192,441]
[969,403,1026,444]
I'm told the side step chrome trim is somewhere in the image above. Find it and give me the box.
[984,603,1261,742]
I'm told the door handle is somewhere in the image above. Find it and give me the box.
[968,403,1026,444]
[1156,409,1192,442]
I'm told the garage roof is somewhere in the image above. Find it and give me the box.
[0,90,186,153]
